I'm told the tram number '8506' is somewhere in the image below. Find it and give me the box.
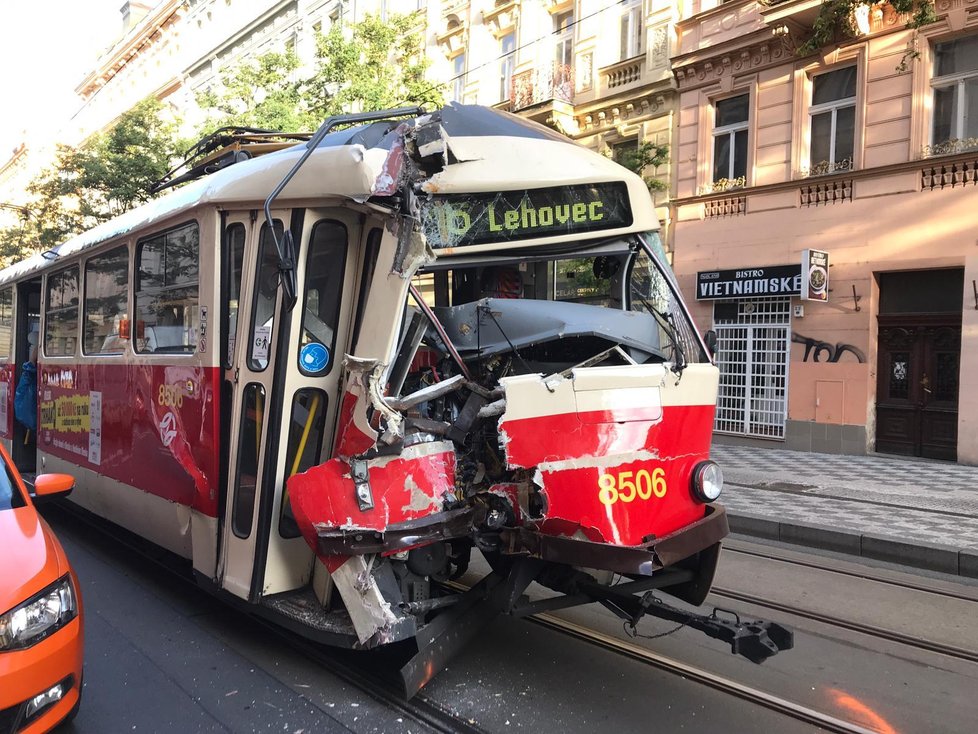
[598,468,667,506]
[158,384,184,409]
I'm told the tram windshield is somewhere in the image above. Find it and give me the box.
[404,231,706,388]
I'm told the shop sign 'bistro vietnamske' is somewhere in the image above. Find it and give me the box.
[696,251,829,301]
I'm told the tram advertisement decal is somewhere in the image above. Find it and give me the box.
[0,382,7,437]
[421,182,633,247]
[39,390,102,464]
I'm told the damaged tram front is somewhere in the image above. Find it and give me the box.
[269,105,792,693]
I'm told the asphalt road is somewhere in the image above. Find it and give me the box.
[44,504,978,733]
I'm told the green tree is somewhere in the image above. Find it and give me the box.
[0,97,181,264]
[196,49,316,133]
[305,11,443,118]
[798,0,937,61]
[613,141,670,192]
[73,98,182,220]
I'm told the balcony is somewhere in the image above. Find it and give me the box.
[601,56,646,94]
[511,63,575,111]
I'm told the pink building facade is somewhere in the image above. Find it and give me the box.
[670,0,978,462]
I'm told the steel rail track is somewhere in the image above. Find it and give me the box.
[251,618,489,734]
[529,614,880,734]
[722,539,978,603]
[47,502,485,734]
[709,586,978,665]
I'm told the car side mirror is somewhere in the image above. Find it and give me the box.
[31,473,75,500]
[704,329,718,357]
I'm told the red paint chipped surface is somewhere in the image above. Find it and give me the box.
[287,446,457,564]
[506,404,716,545]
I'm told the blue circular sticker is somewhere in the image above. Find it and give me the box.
[300,343,330,373]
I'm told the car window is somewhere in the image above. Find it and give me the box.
[0,460,24,511]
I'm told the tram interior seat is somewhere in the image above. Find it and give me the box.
[143,325,191,353]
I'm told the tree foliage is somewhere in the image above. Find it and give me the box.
[0,98,181,264]
[196,12,444,136]
[305,11,443,119]
[195,50,316,133]
[613,142,670,192]
[798,0,937,60]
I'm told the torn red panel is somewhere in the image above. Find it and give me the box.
[288,442,456,566]
[371,124,408,196]
[332,390,377,459]
[499,407,665,469]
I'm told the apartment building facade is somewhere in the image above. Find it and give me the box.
[670,0,978,462]
[426,0,679,226]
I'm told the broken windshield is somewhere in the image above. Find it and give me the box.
[403,231,707,385]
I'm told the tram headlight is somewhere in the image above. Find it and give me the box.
[0,575,77,651]
[691,461,723,503]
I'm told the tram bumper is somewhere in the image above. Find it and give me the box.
[498,504,728,605]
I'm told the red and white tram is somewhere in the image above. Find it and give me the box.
[0,104,790,694]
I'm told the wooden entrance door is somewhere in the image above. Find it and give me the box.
[875,316,960,461]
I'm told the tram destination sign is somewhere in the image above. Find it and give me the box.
[696,265,802,300]
[421,181,633,248]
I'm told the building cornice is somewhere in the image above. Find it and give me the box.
[184,0,296,81]
[673,29,798,91]
[0,144,27,179]
[575,87,676,134]
[75,0,183,99]
[671,150,978,207]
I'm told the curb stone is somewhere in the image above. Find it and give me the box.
[728,512,978,579]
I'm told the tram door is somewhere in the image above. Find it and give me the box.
[219,213,289,600]
[12,279,41,473]
[258,209,365,595]
[218,209,365,601]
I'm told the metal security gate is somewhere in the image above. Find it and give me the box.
[713,298,790,439]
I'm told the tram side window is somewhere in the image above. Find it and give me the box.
[248,222,284,371]
[224,223,246,368]
[232,383,265,539]
[136,222,199,354]
[350,227,382,353]
[0,288,12,360]
[84,245,129,355]
[45,267,79,357]
[298,220,347,376]
[280,388,328,538]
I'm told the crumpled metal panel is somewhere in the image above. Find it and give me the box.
[287,440,457,569]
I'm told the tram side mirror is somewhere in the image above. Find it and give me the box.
[704,330,718,358]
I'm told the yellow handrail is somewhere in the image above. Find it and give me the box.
[289,393,321,478]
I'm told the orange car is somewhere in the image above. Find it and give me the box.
[0,449,82,734]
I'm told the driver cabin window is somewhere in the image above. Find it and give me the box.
[298,220,347,376]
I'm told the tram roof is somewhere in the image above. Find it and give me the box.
[0,104,653,284]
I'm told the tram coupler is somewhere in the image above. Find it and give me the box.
[630,594,794,663]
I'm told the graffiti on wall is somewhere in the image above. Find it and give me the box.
[792,332,866,363]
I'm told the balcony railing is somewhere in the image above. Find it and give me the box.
[922,138,978,158]
[512,63,575,111]
[799,157,854,178]
[601,56,645,92]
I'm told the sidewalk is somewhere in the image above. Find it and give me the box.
[710,444,978,579]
